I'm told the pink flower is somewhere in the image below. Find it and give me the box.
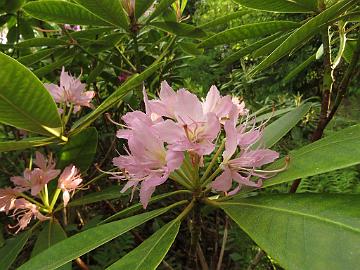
[11,198,49,233]
[212,120,279,194]
[0,188,18,214]
[58,165,82,207]
[44,67,95,113]
[64,24,81,31]
[113,116,183,208]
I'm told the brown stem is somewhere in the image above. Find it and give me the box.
[188,199,202,269]
[75,257,90,270]
[247,250,266,270]
[216,217,228,270]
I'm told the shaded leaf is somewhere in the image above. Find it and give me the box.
[135,0,155,19]
[233,0,317,13]
[146,0,177,23]
[16,38,68,48]
[198,11,248,30]
[150,21,207,39]
[68,186,124,207]
[0,137,57,153]
[17,48,58,66]
[282,54,317,84]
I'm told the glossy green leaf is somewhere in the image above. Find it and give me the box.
[233,0,317,13]
[17,202,186,270]
[0,53,62,137]
[199,21,299,48]
[150,21,207,39]
[71,62,162,131]
[23,1,111,26]
[135,0,155,19]
[282,53,317,84]
[146,0,177,23]
[0,230,32,270]
[263,124,360,188]
[58,127,98,172]
[221,194,360,270]
[16,38,68,48]
[74,0,128,30]
[198,11,248,30]
[250,0,356,75]
[32,220,70,270]
[17,48,58,66]
[107,220,180,270]
[254,103,312,149]
[0,137,56,153]
[252,32,291,58]
[68,186,124,207]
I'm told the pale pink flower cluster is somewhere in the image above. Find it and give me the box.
[45,67,95,113]
[0,152,82,233]
[113,81,280,208]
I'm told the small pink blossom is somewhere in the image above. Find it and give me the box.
[64,24,81,31]
[11,198,49,233]
[0,188,18,214]
[58,165,82,207]
[44,67,95,113]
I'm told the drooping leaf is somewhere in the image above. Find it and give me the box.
[221,194,360,270]
[198,11,248,30]
[135,0,156,19]
[199,21,299,48]
[150,21,207,39]
[343,39,357,63]
[17,48,59,66]
[32,220,70,270]
[146,0,177,23]
[71,62,162,131]
[17,202,186,270]
[23,1,111,26]
[0,137,57,153]
[74,0,128,30]
[263,124,360,188]
[254,103,312,149]
[33,55,73,78]
[0,53,62,137]
[0,230,32,270]
[58,127,98,172]
[282,53,317,84]
[252,32,291,57]
[250,0,356,75]
[16,38,68,48]
[107,220,180,270]
[179,41,204,55]
[233,0,317,13]
[68,186,124,207]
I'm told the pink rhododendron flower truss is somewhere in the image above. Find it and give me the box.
[58,165,83,207]
[44,67,95,113]
[111,81,287,207]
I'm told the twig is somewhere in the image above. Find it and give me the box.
[197,243,210,270]
[247,250,266,270]
[216,216,228,270]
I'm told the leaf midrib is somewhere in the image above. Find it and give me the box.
[221,202,360,233]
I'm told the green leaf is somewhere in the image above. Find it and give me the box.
[150,21,207,39]
[32,220,70,270]
[16,38,68,48]
[58,127,98,172]
[221,194,360,270]
[199,21,299,48]
[233,0,317,13]
[0,137,57,153]
[220,33,282,66]
[17,202,186,270]
[146,0,177,23]
[23,1,111,26]
[135,0,156,19]
[198,11,248,30]
[74,0,128,30]
[252,32,291,58]
[33,55,73,78]
[0,52,62,137]
[17,48,59,66]
[282,54,317,84]
[107,220,180,270]
[250,0,356,75]
[0,230,32,270]
[179,41,204,55]
[263,124,360,188]
[68,186,124,207]
[343,40,357,63]
[71,62,162,131]
[254,103,312,149]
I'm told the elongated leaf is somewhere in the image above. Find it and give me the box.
[199,11,248,30]
[0,230,32,270]
[220,33,282,66]
[16,38,68,48]
[263,124,360,188]
[0,137,56,153]
[58,127,98,172]
[179,41,204,55]
[17,202,186,270]
[282,53,317,84]
[71,62,162,131]
[17,48,58,66]
[252,32,291,58]
[233,0,317,13]
[254,103,312,149]
[146,0,177,23]
[68,186,124,207]
[107,220,180,270]
[23,1,111,26]
[74,0,128,30]
[250,0,356,75]
[221,194,360,270]
[135,0,155,19]
[32,220,70,270]
[199,21,299,48]
[33,55,73,77]
[0,53,62,137]
[150,21,207,39]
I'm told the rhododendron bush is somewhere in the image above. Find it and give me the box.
[0,0,359,270]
